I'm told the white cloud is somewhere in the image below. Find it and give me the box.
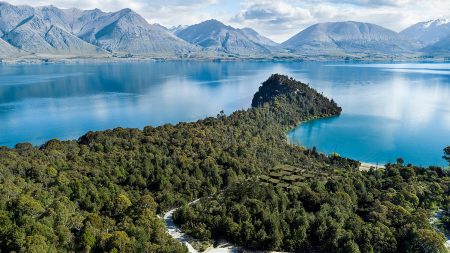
[230,1,314,41]
[5,0,224,27]
[229,0,450,42]
[5,0,450,42]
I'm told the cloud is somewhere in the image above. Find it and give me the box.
[228,0,450,42]
[5,0,223,27]
[234,1,311,23]
[324,0,413,7]
[230,1,315,41]
[5,0,450,42]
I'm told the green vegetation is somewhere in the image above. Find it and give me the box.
[444,147,450,166]
[174,163,450,252]
[0,74,448,252]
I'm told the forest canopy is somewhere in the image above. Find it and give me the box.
[0,74,448,253]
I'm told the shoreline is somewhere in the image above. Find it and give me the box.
[1,55,450,65]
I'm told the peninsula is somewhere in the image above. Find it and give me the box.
[0,75,448,252]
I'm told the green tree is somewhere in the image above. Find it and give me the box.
[444,146,450,166]
[408,229,446,253]
[115,194,132,215]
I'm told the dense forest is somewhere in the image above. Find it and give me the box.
[0,74,448,252]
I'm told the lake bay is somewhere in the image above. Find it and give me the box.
[0,61,449,166]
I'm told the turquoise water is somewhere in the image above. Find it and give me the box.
[0,61,449,166]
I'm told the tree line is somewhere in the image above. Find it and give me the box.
[0,74,448,252]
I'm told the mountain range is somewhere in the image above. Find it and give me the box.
[282,21,420,55]
[400,19,450,46]
[400,19,450,54]
[175,19,283,56]
[0,2,449,60]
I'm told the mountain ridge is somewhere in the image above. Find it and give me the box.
[175,19,284,56]
[282,21,419,55]
[401,19,450,54]
[401,18,450,46]
[0,2,197,58]
[0,2,449,60]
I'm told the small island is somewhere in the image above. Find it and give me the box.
[0,75,448,252]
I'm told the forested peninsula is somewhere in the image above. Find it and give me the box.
[0,75,449,252]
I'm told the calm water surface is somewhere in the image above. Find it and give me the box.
[0,61,449,166]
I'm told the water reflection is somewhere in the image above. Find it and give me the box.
[0,61,449,166]
[288,63,450,166]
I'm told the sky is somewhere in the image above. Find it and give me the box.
[6,0,450,42]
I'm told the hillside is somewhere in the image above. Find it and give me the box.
[0,37,20,57]
[251,74,342,121]
[0,2,196,58]
[0,2,449,60]
[0,74,448,252]
[176,19,283,56]
[401,19,450,46]
[422,35,450,54]
[282,21,418,55]
[0,2,105,55]
[238,27,280,48]
[75,8,198,56]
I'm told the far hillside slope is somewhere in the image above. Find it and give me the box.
[0,37,21,57]
[282,21,418,55]
[74,8,199,56]
[176,19,284,56]
[0,2,104,55]
[401,19,450,46]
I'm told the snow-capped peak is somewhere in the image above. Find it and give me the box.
[401,19,450,46]
[422,18,450,28]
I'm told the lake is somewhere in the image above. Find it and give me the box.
[0,61,449,166]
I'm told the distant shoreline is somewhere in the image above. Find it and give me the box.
[1,55,450,65]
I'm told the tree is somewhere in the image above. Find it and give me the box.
[443,146,450,166]
[109,231,131,252]
[115,194,132,215]
[408,229,446,253]
[338,240,361,253]
[17,195,45,218]
[0,74,448,253]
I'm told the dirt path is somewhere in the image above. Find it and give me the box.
[163,199,238,253]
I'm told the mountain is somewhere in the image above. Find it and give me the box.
[401,19,450,46]
[282,21,418,55]
[152,23,168,31]
[2,2,447,59]
[0,37,20,57]
[238,27,279,48]
[422,35,450,54]
[75,8,197,56]
[175,19,282,56]
[169,25,188,34]
[0,2,105,55]
[0,2,197,57]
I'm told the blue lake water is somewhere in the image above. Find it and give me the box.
[0,61,449,166]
